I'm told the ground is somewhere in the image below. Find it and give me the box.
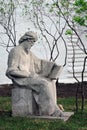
[0,83,87,130]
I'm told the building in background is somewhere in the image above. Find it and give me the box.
[0,0,87,84]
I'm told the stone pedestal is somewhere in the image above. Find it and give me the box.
[27,112,74,122]
[11,85,74,121]
[12,81,57,117]
[12,87,39,116]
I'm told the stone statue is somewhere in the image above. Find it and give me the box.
[6,31,64,117]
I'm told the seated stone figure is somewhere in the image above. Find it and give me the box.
[6,31,64,117]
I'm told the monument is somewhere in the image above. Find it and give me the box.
[6,31,73,120]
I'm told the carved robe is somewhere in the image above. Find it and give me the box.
[6,46,63,116]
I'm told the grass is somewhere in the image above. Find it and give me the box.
[0,97,87,130]
[0,97,11,111]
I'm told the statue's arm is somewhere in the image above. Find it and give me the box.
[6,69,30,78]
[6,48,30,79]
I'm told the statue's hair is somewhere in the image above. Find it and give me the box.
[19,31,37,44]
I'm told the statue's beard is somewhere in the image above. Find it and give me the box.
[25,48,31,54]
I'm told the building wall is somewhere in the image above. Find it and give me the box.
[0,1,87,84]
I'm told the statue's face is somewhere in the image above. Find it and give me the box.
[28,41,34,47]
[21,40,34,49]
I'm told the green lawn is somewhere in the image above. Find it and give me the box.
[0,97,87,130]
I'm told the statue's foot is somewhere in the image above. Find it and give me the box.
[51,110,64,117]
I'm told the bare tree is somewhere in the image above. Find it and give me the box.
[0,0,19,52]
[23,0,67,64]
[23,0,87,112]
[56,0,87,112]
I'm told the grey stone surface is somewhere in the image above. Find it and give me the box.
[27,112,74,122]
[12,87,34,116]
[6,31,66,117]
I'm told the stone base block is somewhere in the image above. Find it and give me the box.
[12,87,74,121]
[12,87,39,116]
[27,112,74,122]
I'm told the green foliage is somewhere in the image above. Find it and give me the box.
[65,29,73,35]
[45,3,49,7]
[0,97,11,111]
[73,0,87,26]
[73,16,85,26]
[74,0,87,7]
[49,8,53,13]
[0,0,15,15]
[61,0,69,8]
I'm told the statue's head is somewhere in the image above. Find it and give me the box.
[19,31,38,44]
